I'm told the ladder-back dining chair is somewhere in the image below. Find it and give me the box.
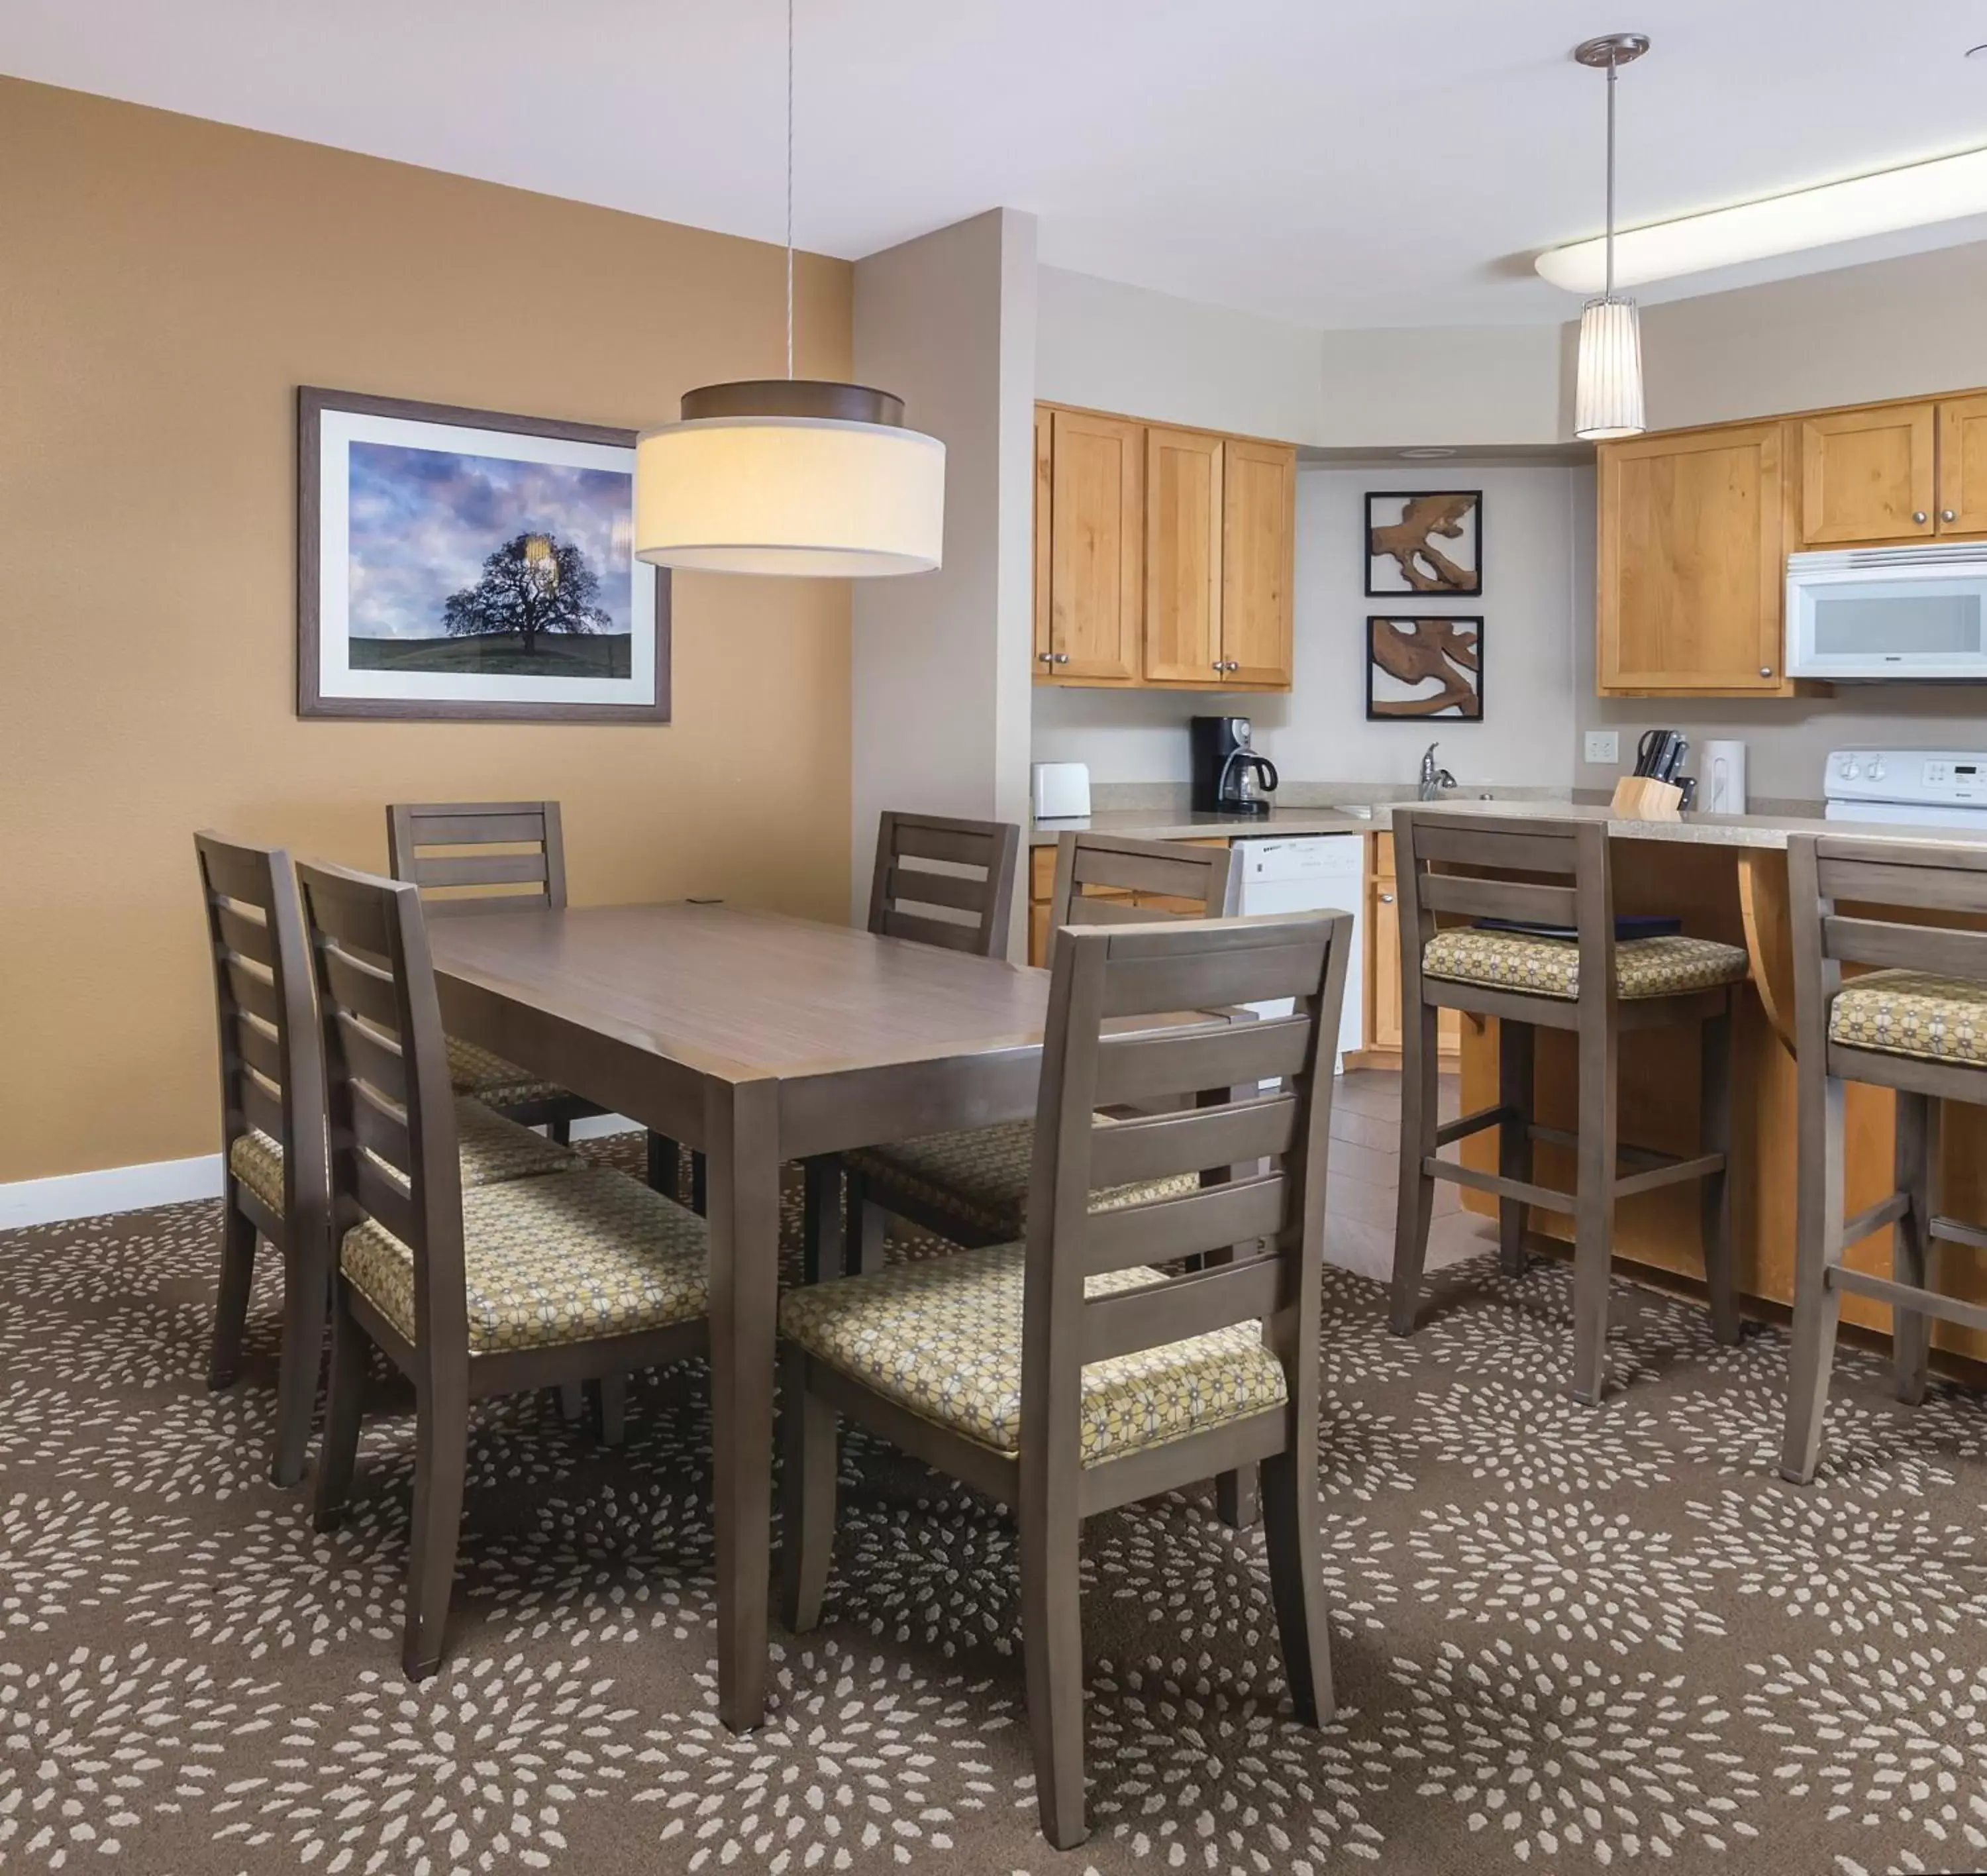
[1387,808,1748,1402]
[1782,832,1987,1482]
[779,907,1351,1850]
[299,858,713,1679]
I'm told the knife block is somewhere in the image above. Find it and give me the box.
[1610,775,1684,822]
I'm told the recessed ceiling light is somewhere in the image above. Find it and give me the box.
[1400,446,1457,459]
[1537,144,1987,293]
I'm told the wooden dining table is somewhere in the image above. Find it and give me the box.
[425,898,1054,1731]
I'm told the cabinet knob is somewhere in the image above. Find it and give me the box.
[1759,666,1773,678]
[1037,651,1055,664]
[1378,892,1395,904]
[1944,509,1959,523]
[1913,511,1929,525]
[1211,661,1225,673]
[1054,652,1070,664]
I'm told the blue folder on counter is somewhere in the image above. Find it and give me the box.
[1473,915,1683,942]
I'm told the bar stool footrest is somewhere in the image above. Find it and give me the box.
[1932,1213,1987,1252]
[1828,1263,1987,1335]
[1435,1102,1517,1149]
[1843,1189,1911,1246]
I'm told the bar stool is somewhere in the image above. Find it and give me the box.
[1387,809,1749,1403]
[1782,833,1987,1484]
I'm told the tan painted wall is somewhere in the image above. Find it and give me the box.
[0,79,854,1182]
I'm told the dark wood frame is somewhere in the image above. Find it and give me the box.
[1386,808,1739,1404]
[194,833,331,1488]
[780,908,1352,1849]
[1782,833,1987,1483]
[1364,488,1484,598]
[298,387,672,723]
[1364,615,1484,722]
[299,859,709,1678]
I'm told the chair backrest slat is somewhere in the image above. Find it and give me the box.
[1044,834,1239,969]
[194,833,327,1225]
[1418,873,1579,927]
[1825,915,1987,977]
[868,811,1021,959]
[1410,821,1578,876]
[387,800,566,914]
[298,857,468,1358]
[1020,909,1350,1457]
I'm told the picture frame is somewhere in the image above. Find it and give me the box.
[1364,489,1483,598]
[298,387,671,722]
[1366,615,1483,721]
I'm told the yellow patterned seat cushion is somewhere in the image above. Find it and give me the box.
[1421,928,1749,1002]
[779,1241,1286,1467]
[1830,970,1987,1068]
[842,1118,1202,1241]
[229,1097,576,1214]
[340,1167,707,1355]
[445,1034,570,1111]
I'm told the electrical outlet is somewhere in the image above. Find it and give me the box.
[1584,730,1619,766]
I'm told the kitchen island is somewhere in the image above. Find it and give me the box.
[1401,800,1987,1369]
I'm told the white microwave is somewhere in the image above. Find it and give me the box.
[1787,544,1987,680]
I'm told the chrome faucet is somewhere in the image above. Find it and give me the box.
[1419,743,1456,801]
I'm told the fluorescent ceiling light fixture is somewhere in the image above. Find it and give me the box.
[1537,145,1987,293]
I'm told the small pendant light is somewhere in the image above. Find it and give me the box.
[635,0,944,576]
[1572,33,1650,441]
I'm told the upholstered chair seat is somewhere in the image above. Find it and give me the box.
[1829,969,1987,1068]
[1422,928,1749,1002]
[779,1241,1286,1467]
[841,1118,1201,1242]
[444,1035,570,1112]
[340,1167,708,1355]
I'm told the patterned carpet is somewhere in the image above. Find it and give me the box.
[5,1133,1987,1875]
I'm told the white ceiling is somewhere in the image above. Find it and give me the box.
[7,0,1987,329]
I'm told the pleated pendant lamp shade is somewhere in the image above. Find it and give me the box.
[1574,297,1645,441]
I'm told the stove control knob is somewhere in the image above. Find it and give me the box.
[1868,760,1886,782]
[1841,759,1860,780]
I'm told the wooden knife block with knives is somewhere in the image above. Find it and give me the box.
[1612,727,1688,821]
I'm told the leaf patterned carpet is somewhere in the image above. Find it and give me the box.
[5,1132,1987,1875]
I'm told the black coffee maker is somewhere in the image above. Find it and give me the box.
[1190,715,1278,816]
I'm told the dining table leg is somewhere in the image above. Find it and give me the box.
[704,1074,783,1732]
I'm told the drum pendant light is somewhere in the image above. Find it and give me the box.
[1571,33,1650,441]
[634,0,944,576]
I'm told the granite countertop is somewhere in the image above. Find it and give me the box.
[1028,806,1385,847]
[1400,798,1987,850]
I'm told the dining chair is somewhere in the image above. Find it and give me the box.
[1386,808,1747,1402]
[299,858,712,1679]
[833,831,1239,1276]
[197,834,582,1486]
[1782,833,1987,1483]
[779,907,1350,1850]
[797,810,1025,1284]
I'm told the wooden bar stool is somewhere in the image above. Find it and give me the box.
[1387,809,1748,1403]
[1782,833,1987,1483]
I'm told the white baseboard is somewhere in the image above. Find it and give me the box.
[1,1116,645,1232]
[0,1153,225,1231]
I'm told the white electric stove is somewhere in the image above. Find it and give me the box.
[1823,749,1987,827]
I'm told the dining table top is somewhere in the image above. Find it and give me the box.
[425,898,1053,1086]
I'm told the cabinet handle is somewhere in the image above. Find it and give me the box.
[1944,509,1959,523]
[1913,511,1929,525]
[1759,666,1773,678]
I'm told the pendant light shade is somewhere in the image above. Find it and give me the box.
[1574,297,1646,440]
[635,382,945,577]
[1569,33,1649,443]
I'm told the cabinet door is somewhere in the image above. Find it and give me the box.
[1598,424,1787,694]
[1033,407,1053,671]
[1938,393,1987,535]
[1800,403,1935,545]
[1143,427,1224,684]
[1048,409,1143,682]
[1370,874,1401,1052]
[1220,439,1296,687]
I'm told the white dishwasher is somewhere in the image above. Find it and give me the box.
[1232,835,1365,1072]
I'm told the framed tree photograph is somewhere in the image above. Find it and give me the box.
[299,388,670,721]
[1365,490,1482,596]
[1366,616,1483,720]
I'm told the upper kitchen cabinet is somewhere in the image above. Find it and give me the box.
[1798,403,1935,545]
[1220,438,1297,687]
[1143,426,1224,683]
[1043,408,1143,682]
[1597,422,1789,696]
[1937,393,1987,535]
[1035,402,1295,692]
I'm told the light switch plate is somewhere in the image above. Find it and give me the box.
[1584,730,1619,765]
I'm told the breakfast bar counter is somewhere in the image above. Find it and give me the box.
[1400,800,1987,1369]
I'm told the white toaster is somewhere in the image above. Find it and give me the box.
[1031,761,1092,821]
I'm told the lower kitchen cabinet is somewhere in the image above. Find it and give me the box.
[1364,833,1460,1063]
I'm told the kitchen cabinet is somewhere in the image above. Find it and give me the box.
[1044,409,1143,682]
[1798,403,1936,545]
[1596,423,1788,696]
[1937,393,1987,534]
[1143,427,1225,683]
[1364,832,1458,1062]
[1035,402,1294,693]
